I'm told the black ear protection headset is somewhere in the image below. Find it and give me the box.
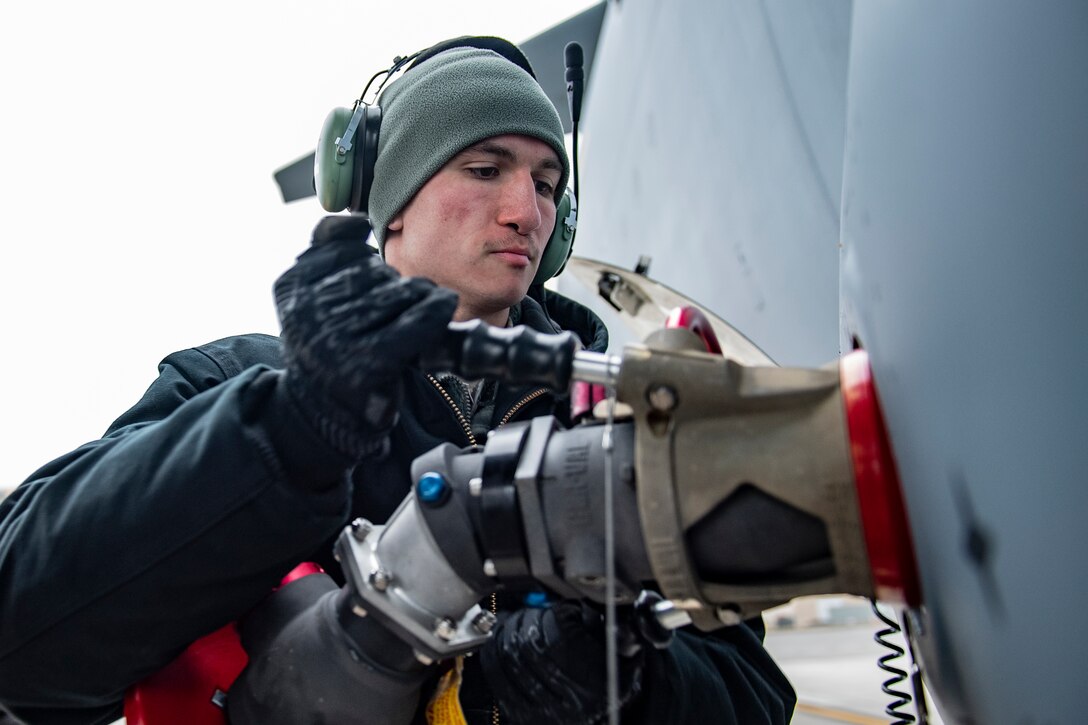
[313,37,577,286]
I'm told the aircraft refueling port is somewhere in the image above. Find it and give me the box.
[840,349,923,607]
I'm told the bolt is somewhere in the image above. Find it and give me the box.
[414,650,434,666]
[472,610,497,635]
[351,518,373,542]
[647,384,678,412]
[483,559,498,577]
[211,689,228,710]
[352,603,368,618]
[369,568,392,592]
[417,472,449,505]
[434,617,457,641]
[469,477,484,497]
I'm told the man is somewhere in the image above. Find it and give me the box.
[0,37,794,724]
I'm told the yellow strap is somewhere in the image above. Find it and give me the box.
[426,656,468,725]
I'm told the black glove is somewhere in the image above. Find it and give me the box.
[274,215,458,458]
[479,600,645,725]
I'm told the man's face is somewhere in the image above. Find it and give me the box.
[383,134,562,325]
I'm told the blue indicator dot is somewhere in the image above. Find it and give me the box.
[418,473,447,503]
[524,591,551,608]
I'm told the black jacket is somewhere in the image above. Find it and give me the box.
[0,288,793,724]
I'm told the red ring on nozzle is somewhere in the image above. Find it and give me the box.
[840,349,922,607]
[665,306,723,354]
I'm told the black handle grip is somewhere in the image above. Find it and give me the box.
[422,320,578,391]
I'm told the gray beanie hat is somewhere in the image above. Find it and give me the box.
[369,47,569,249]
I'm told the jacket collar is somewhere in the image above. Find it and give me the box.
[520,286,609,353]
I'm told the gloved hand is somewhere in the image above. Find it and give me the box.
[479,600,646,725]
[274,215,458,458]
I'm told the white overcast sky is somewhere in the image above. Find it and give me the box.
[0,0,598,489]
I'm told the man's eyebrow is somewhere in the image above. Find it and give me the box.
[537,156,564,175]
[462,140,516,162]
[460,140,563,174]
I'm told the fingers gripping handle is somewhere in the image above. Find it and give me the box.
[424,320,578,391]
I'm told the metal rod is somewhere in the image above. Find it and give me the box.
[571,350,623,387]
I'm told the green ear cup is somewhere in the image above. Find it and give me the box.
[532,189,577,285]
[314,107,355,212]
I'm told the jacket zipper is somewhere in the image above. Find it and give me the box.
[426,374,479,447]
[426,375,549,445]
[426,376,549,725]
[496,388,548,428]
[491,592,500,725]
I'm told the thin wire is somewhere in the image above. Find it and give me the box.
[571,119,580,203]
[602,387,619,725]
[356,50,424,107]
[356,68,388,106]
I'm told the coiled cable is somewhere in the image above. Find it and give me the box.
[871,600,919,724]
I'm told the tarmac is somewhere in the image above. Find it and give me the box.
[765,622,946,724]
